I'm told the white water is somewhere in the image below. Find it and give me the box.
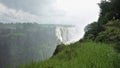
[55,25,82,45]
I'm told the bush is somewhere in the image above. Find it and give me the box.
[96,20,120,51]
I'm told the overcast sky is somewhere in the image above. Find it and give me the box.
[0,0,101,26]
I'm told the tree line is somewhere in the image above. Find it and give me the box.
[83,0,120,51]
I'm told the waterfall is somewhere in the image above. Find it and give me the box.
[55,25,82,45]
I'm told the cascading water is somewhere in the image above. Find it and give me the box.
[55,25,82,45]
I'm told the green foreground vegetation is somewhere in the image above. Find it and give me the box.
[18,41,120,68]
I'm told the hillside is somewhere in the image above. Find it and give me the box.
[18,41,120,68]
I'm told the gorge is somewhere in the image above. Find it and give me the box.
[0,23,82,68]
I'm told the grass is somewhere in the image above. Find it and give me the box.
[18,41,120,68]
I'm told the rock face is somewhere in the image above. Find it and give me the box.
[53,44,66,55]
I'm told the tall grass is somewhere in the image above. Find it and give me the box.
[18,41,120,68]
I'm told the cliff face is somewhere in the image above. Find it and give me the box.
[53,44,66,55]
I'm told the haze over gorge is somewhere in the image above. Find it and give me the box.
[0,23,82,68]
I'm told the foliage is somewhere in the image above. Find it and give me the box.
[84,22,104,40]
[53,44,66,55]
[96,20,120,42]
[84,0,120,44]
[96,20,120,51]
[18,41,120,68]
[98,0,120,24]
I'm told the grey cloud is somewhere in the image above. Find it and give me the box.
[0,3,43,23]
[0,0,55,15]
[0,0,100,25]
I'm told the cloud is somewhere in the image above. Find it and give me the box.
[0,2,70,24]
[0,3,41,23]
[0,0,100,25]
[0,2,78,24]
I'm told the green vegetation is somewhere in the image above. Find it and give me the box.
[18,41,120,68]
[84,0,120,51]
[96,20,120,43]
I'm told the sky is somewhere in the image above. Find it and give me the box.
[0,0,101,25]
[0,0,101,39]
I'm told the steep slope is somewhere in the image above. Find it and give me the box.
[18,41,120,68]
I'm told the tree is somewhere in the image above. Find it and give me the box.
[96,20,120,50]
[84,22,104,40]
